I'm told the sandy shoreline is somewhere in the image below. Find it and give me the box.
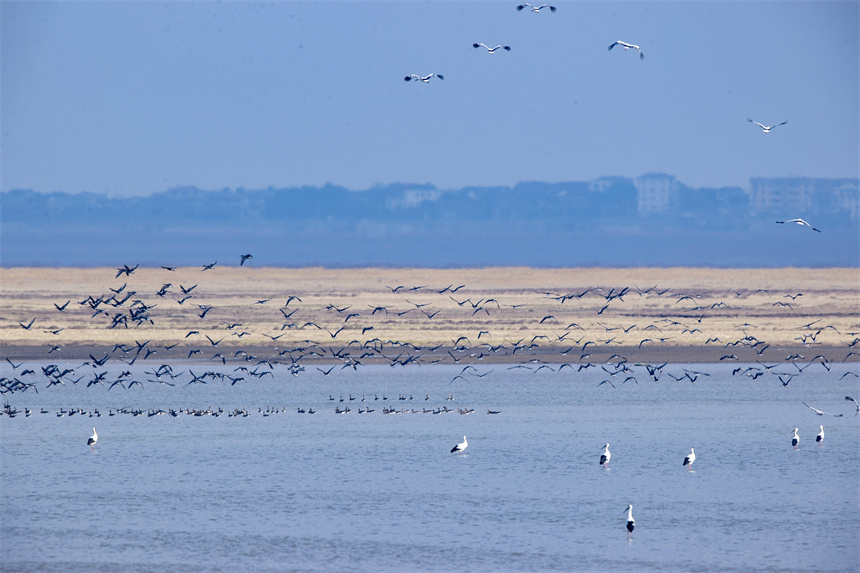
[2,266,858,365]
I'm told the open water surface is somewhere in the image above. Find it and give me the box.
[2,363,859,572]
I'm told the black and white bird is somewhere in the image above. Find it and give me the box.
[748,118,787,133]
[816,425,824,446]
[473,43,511,54]
[608,41,644,59]
[775,218,821,233]
[845,396,860,415]
[404,73,444,83]
[802,401,843,417]
[451,435,468,454]
[792,427,800,449]
[516,3,556,12]
[625,504,635,538]
[240,254,253,266]
[600,443,611,469]
[87,427,98,450]
[683,447,695,470]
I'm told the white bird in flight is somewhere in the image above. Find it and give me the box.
[802,401,843,417]
[473,43,511,54]
[846,396,860,415]
[608,41,644,59]
[517,3,556,12]
[775,218,821,233]
[404,73,444,83]
[748,118,787,133]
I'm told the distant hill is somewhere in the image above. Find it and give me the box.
[2,175,857,267]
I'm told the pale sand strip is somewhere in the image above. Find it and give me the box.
[1,267,858,363]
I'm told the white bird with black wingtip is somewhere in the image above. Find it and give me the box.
[608,41,644,59]
[473,43,511,54]
[451,435,468,454]
[87,427,98,450]
[404,73,444,84]
[625,504,635,538]
[600,443,611,469]
[748,118,787,133]
[792,428,800,449]
[816,425,824,446]
[683,447,695,470]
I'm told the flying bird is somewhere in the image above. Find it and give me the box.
[87,427,98,450]
[748,118,787,133]
[451,435,468,454]
[802,401,843,417]
[775,218,821,233]
[240,254,253,266]
[473,43,511,54]
[845,396,860,415]
[608,41,644,59]
[404,73,444,83]
[517,3,556,12]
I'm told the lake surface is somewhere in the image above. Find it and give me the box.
[2,362,858,572]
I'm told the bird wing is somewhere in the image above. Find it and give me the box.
[748,119,767,130]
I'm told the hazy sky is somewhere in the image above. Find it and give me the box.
[2,1,858,197]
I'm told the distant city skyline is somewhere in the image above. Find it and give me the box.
[2,1,858,197]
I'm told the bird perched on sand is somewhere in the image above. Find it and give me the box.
[775,218,821,233]
[516,3,556,12]
[608,41,644,59]
[404,73,443,83]
[473,43,511,54]
[748,118,787,133]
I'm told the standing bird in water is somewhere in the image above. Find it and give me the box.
[683,448,695,470]
[451,435,468,454]
[816,425,824,446]
[600,443,611,469]
[87,427,98,450]
[625,504,635,538]
[792,428,800,449]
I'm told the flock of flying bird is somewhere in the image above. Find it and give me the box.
[401,3,816,236]
[0,4,849,538]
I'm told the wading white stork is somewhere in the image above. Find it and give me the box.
[600,443,611,469]
[451,435,468,454]
[625,504,635,538]
[683,447,695,470]
[87,427,98,450]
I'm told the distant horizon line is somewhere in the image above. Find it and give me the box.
[3,173,859,198]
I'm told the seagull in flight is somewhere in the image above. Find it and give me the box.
[473,43,511,54]
[775,218,821,233]
[748,118,787,133]
[608,40,644,59]
[802,401,843,417]
[404,73,443,83]
[517,3,556,12]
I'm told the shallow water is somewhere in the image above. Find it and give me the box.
[2,362,858,572]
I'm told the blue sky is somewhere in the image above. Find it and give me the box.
[2,1,858,197]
